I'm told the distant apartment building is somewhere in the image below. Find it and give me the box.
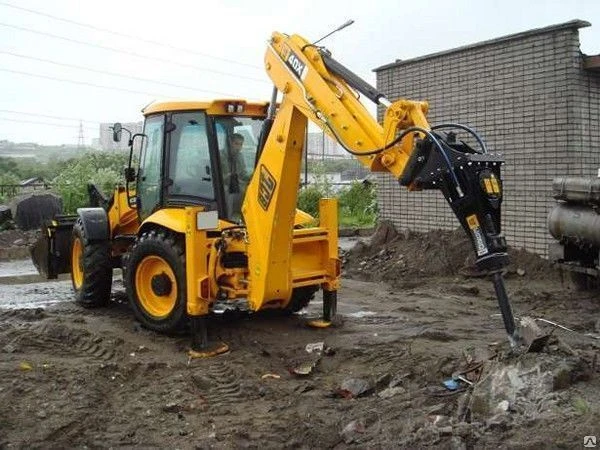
[99,122,143,151]
[305,131,346,158]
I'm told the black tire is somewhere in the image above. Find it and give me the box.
[71,218,113,307]
[125,230,188,333]
[285,286,318,313]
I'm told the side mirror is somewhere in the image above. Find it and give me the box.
[124,167,136,182]
[112,123,123,142]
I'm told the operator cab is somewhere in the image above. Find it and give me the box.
[117,100,268,223]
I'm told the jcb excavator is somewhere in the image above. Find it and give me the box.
[32,25,519,354]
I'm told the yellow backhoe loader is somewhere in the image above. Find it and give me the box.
[32,24,519,354]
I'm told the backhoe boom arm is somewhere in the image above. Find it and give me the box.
[243,31,518,343]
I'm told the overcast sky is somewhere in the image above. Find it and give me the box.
[1,0,599,145]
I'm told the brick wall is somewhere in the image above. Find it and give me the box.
[375,20,600,256]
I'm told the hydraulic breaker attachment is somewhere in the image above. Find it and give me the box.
[30,215,78,279]
[400,131,518,345]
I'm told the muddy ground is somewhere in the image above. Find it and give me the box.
[0,227,599,449]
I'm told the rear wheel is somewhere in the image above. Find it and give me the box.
[71,218,113,307]
[285,286,318,313]
[126,230,187,333]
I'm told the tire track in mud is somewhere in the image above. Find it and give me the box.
[2,320,119,362]
[0,307,47,321]
[202,362,243,411]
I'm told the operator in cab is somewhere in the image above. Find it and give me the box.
[222,132,250,221]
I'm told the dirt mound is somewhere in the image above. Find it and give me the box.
[0,228,40,260]
[342,221,556,285]
[0,229,39,249]
[9,192,62,231]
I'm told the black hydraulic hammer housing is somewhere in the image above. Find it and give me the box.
[399,132,508,273]
[399,131,517,341]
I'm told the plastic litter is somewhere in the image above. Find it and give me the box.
[305,342,325,353]
[261,373,281,380]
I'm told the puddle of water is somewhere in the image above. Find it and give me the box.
[0,259,38,278]
[345,310,377,318]
[0,280,73,310]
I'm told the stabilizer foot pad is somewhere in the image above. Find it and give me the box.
[188,342,229,359]
[307,319,332,329]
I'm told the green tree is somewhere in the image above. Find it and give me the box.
[52,152,127,213]
[297,162,333,217]
[0,172,19,204]
[338,181,378,227]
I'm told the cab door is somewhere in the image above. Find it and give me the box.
[165,111,216,208]
[137,114,164,220]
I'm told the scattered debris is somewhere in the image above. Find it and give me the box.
[495,400,510,412]
[261,373,281,380]
[290,359,319,377]
[378,386,406,399]
[340,418,366,444]
[2,343,17,353]
[443,379,461,391]
[471,354,592,419]
[18,362,33,371]
[519,316,550,352]
[336,378,373,398]
[305,342,325,354]
[162,402,182,413]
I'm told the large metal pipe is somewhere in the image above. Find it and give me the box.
[548,203,600,246]
[553,176,600,205]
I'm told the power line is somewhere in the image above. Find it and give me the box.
[1,50,235,96]
[0,0,262,70]
[0,67,251,99]
[0,67,168,97]
[0,22,269,84]
[0,109,101,124]
[0,116,98,129]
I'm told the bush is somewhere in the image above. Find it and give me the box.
[0,172,20,204]
[298,178,378,227]
[338,181,378,227]
[298,185,325,217]
[52,152,127,213]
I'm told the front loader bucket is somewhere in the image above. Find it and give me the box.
[30,215,78,279]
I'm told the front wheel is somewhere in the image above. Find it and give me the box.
[71,218,112,307]
[126,230,188,333]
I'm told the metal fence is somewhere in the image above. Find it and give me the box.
[0,183,51,199]
[301,131,372,191]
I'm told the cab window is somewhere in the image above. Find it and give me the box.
[215,116,264,221]
[168,112,214,199]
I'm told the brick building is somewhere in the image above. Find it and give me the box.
[374,20,600,256]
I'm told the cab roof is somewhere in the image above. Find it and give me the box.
[142,99,269,117]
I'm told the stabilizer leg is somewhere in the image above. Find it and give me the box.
[188,316,229,359]
[323,290,337,322]
[307,289,337,328]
